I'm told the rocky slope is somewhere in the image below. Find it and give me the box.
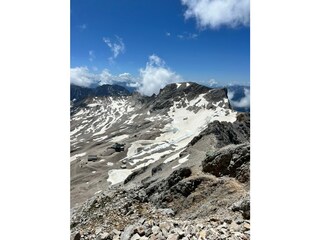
[70,82,250,240]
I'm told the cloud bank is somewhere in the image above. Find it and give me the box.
[181,0,250,29]
[138,55,183,96]
[228,88,250,108]
[70,67,136,88]
[71,55,183,96]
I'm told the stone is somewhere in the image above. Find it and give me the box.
[198,230,207,239]
[167,233,179,240]
[230,221,241,232]
[144,228,152,237]
[161,228,169,238]
[73,233,81,240]
[120,224,135,240]
[157,208,175,216]
[99,232,110,240]
[135,226,145,236]
[95,227,102,235]
[112,229,121,236]
[243,223,250,230]
[159,222,171,231]
[130,233,140,240]
[172,227,184,236]
[138,218,146,225]
[151,226,160,235]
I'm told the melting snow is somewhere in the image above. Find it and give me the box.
[110,134,129,143]
[107,169,132,185]
[172,155,189,169]
[70,152,86,162]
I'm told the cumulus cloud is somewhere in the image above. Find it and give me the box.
[71,55,183,95]
[228,88,250,108]
[138,55,183,96]
[103,36,125,61]
[70,67,98,87]
[181,0,250,29]
[99,69,113,85]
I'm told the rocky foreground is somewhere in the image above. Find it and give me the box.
[70,84,250,240]
[71,114,250,240]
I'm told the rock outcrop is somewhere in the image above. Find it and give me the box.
[202,143,250,183]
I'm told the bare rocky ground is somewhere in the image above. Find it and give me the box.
[70,83,250,240]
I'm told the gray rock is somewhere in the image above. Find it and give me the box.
[172,227,184,236]
[157,208,175,216]
[159,222,170,231]
[95,227,102,235]
[99,232,110,240]
[144,228,152,237]
[120,225,135,240]
[112,229,121,236]
[202,143,250,180]
[231,197,250,219]
[130,233,140,240]
[167,233,179,240]
[151,226,160,235]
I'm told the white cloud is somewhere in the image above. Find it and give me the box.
[89,50,95,62]
[208,78,218,86]
[118,73,132,80]
[70,67,97,87]
[99,69,113,85]
[103,36,125,61]
[166,32,171,37]
[181,0,250,29]
[70,67,138,88]
[229,88,250,108]
[138,55,183,96]
[177,32,198,40]
[71,55,183,95]
[227,90,235,100]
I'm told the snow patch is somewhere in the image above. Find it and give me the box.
[70,152,86,162]
[107,169,132,185]
[110,134,129,143]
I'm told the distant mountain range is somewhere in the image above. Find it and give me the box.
[71,83,250,112]
[71,84,130,103]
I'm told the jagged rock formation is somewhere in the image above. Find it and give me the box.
[203,143,250,183]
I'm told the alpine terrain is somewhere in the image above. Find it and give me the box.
[70,82,250,240]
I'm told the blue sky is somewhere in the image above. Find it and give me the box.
[71,0,250,95]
